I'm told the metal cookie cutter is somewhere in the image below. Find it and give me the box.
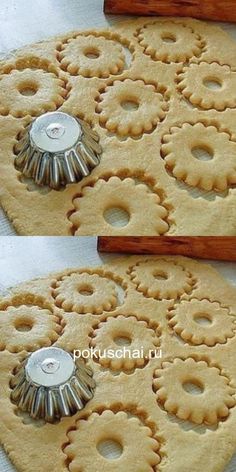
[11,347,96,423]
[14,112,102,189]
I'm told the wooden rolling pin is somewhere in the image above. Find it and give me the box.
[104,0,236,22]
[98,237,236,261]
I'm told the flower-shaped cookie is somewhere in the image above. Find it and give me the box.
[161,122,236,191]
[69,177,168,235]
[138,21,202,63]
[168,299,235,346]
[64,410,160,472]
[96,79,167,137]
[90,315,160,371]
[53,272,118,314]
[59,34,125,77]
[153,358,235,424]
[178,62,236,110]
[0,68,66,117]
[130,259,192,300]
[0,305,60,352]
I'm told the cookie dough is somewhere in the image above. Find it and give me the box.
[0,256,236,471]
[1,18,236,234]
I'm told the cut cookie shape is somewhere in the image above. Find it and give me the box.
[90,315,160,371]
[0,305,60,352]
[137,21,203,63]
[161,122,236,191]
[168,299,235,346]
[59,34,125,77]
[130,259,192,299]
[0,68,67,117]
[153,358,235,425]
[69,177,168,235]
[178,62,236,110]
[96,79,167,137]
[53,272,118,314]
[64,410,160,472]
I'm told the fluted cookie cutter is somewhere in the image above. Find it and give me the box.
[14,111,102,189]
[11,347,96,423]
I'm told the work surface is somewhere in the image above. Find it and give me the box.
[1,0,236,235]
[0,236,236,471]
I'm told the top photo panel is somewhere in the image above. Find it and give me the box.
[1,1,236,236]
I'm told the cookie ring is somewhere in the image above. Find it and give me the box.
[153,357,235,425]
[168,299,235,346]
[161,122,236,191]
[137,21,203,63]
[0,68,67,118]
[130,259,193,300]
[64,410,160,472]
[59,34,125,77]
[96,79,167,137]
[90,315,160,371]
[0,305,61,353]
[53,272,118,314]
[177,62,236,111]
[69,177,169,236]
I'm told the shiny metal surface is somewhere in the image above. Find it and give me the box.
[30,113,82,153]
[11,346,95,423]
[14,112,102,189]
[26,347,75,386]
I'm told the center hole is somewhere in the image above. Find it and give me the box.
[203,78,222,90]
[183,380,204,395]
[161,33,176,43]
[104,207,130,228]
[194,313,212,326]
[84,47,100,59]
[153,271,168,281]
[78,284,94,296]
[15,319,34,332]
[120,99,139,111]
[191,145,214,161]
[97,439,123,460]
[18,82,38,96]
[113,335,131,346]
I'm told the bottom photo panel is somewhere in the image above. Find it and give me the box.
[0,236,235,472]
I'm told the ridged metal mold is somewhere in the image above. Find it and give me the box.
[10,347,96,423]
[14,111,102,189]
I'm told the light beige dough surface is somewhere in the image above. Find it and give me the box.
[1,18,236,235]
[0,255,236,471]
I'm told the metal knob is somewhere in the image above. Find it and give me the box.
[14,112,102,189]
[10,347,95,423]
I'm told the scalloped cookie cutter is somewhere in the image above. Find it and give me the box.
[14,111,102,189]
[10,347,96,423]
